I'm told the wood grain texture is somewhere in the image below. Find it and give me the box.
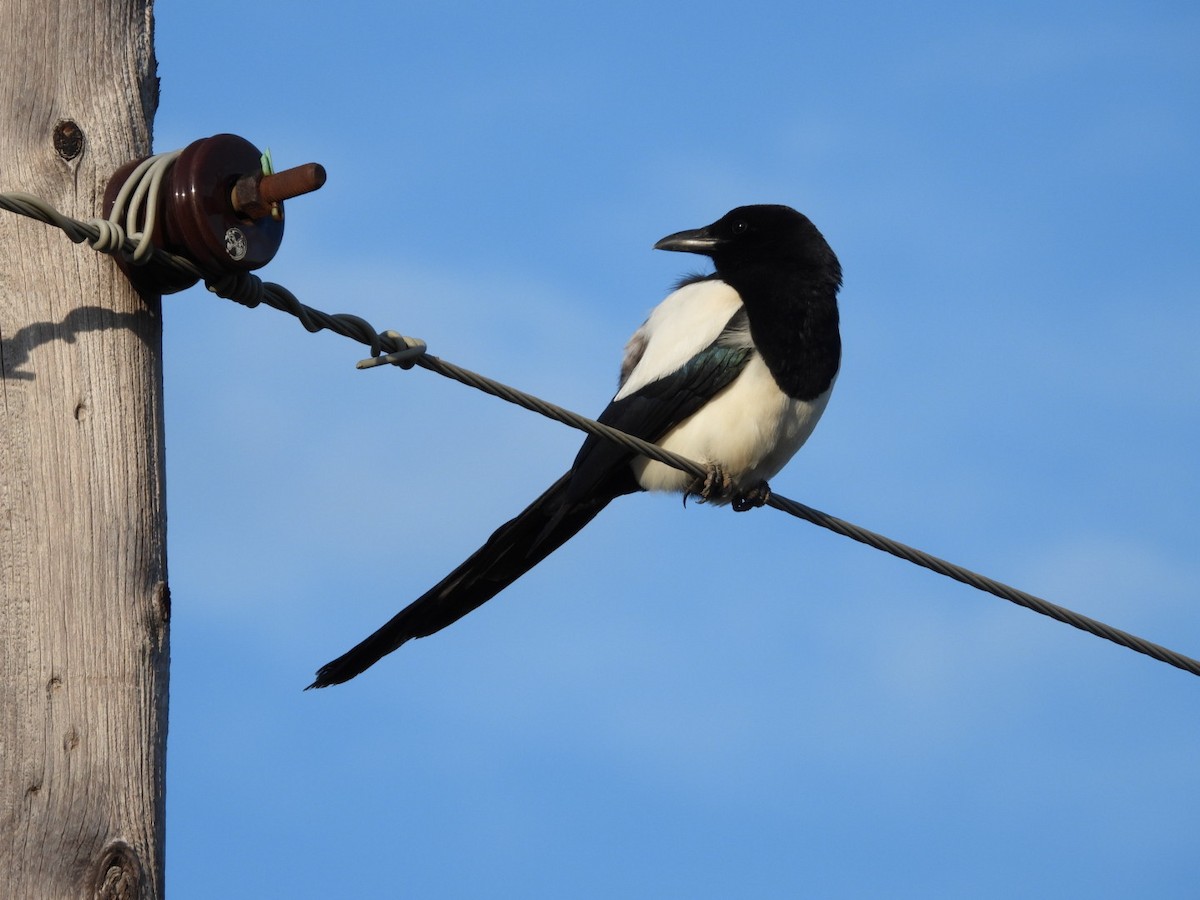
[0,2,165,898]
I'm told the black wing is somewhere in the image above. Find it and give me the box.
[565,311,754,505]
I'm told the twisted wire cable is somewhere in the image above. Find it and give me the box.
[3,176,1197,679]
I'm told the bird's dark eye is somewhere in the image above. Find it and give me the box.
[731,220,749,235]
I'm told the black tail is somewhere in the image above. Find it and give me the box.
[308,472,617,688]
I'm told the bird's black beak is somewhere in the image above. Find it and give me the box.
[654,225,721,255]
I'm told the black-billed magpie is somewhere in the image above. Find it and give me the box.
[309,205,841,687]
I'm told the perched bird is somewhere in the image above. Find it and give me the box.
[309,204,842,688]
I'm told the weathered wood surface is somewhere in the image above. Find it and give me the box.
[0,2,166,897]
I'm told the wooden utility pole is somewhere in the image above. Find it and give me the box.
[0,2,166,897]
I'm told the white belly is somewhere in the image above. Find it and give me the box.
[630,356,835,503]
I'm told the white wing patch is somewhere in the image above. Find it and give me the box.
[614,279,744,401]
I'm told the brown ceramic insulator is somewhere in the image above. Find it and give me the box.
[161,133,284,273]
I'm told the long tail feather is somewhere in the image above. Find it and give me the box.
[308,473,615,688]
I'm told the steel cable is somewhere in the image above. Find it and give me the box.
[4,177,1197,679]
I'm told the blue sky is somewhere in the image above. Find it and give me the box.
[153,2,1199,896]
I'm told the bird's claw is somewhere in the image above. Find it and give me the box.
[731,480,771,512]
[683,464,733,507]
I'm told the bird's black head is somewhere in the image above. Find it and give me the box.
[654,204,841,287]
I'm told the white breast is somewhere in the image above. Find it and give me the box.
[631,360,835,502]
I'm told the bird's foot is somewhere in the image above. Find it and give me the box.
[683,464,733,507]
[731,480,771,512]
